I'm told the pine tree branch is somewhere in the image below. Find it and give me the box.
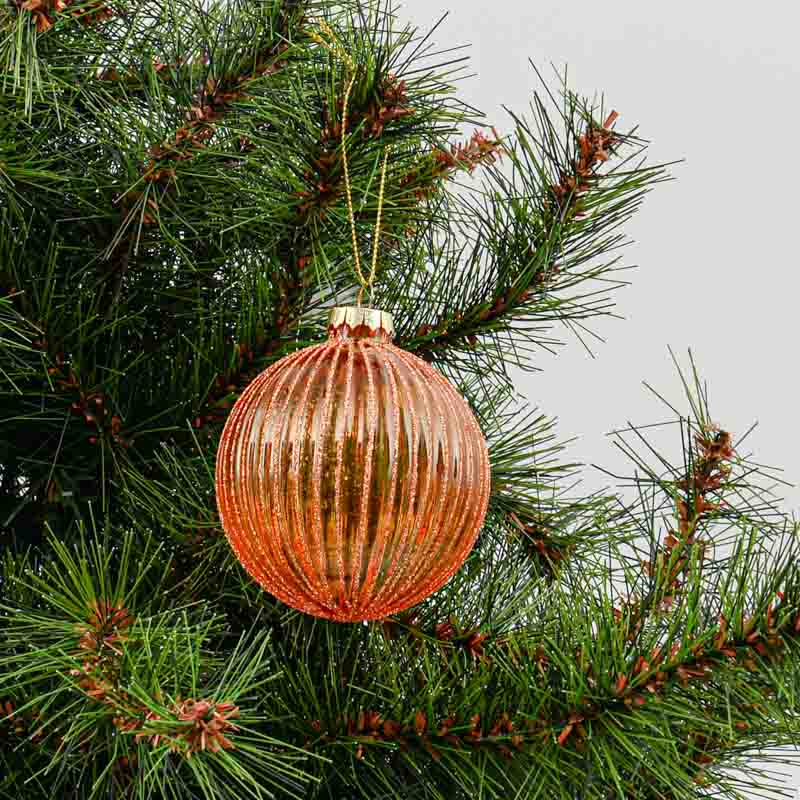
[377,78,670,386]
[404,109,624,356]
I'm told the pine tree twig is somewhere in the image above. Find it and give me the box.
[303,707,538,764]
[396,127,505,204]
[402,110,628,360]
[138,39,291,192]
[635,425,736,615]
[11,0,113,35]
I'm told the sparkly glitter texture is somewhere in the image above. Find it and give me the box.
[215,315,491,622]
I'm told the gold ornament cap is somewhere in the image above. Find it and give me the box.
[328,306,394,338]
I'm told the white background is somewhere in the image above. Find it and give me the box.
[398,0,800,794]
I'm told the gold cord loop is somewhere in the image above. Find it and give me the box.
[312,20,390,307]
[359,146,391,306]
[340,74,363,299]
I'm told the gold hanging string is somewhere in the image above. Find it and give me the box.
[360,146,391,306]
[311,20,354,70]
[339,73,365,303]
[311,21,391,307]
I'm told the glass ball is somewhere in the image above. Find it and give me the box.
[215,307,491,622]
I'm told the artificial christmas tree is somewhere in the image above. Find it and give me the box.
[1,1,799,798]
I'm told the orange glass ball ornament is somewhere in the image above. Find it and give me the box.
[215,307,491,622]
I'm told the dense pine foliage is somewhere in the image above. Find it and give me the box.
[1,1,798,797]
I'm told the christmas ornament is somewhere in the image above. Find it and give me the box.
[215,24,490,621]
[215,306,491,621]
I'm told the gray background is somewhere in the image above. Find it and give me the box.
[398,0,799,795]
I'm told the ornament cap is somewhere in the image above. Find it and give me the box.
[328,306,394,338]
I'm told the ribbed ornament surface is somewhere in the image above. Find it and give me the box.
[215,315,491,622]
